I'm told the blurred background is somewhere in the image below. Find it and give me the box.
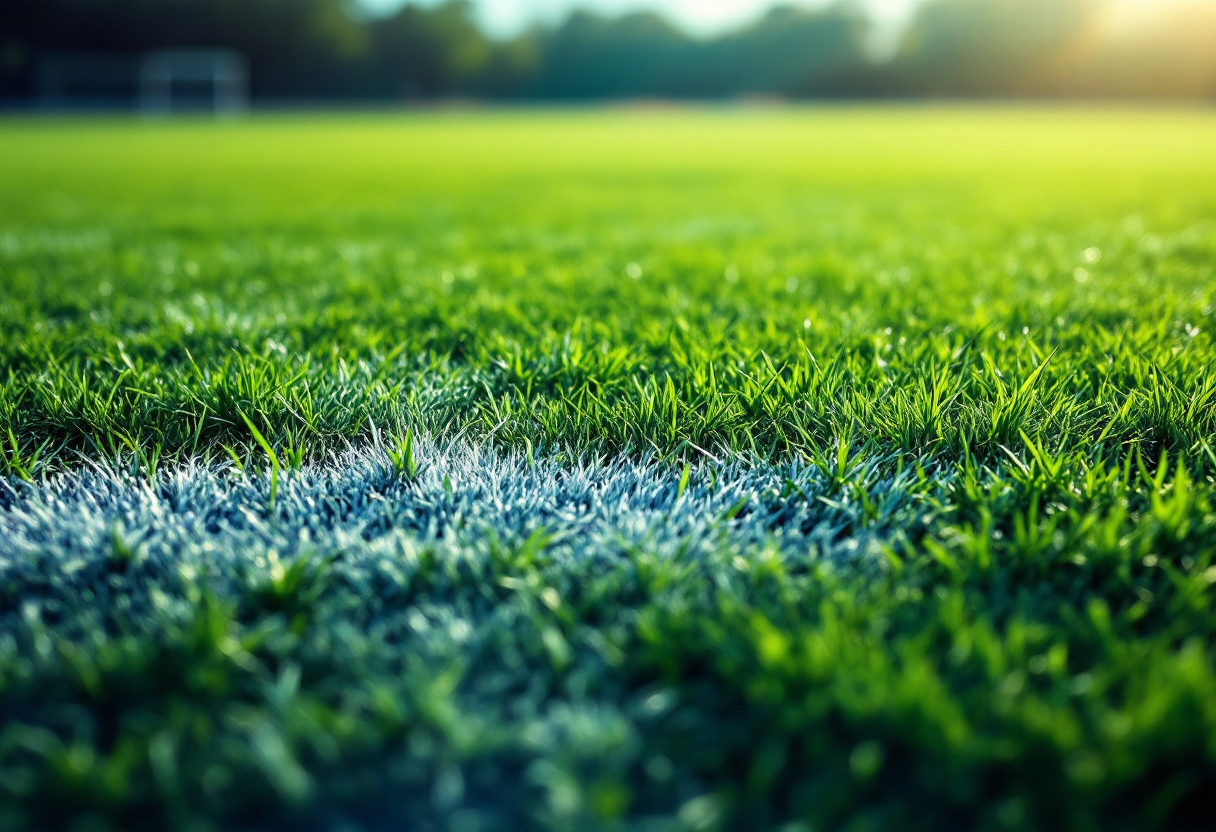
[1,0,1214,109]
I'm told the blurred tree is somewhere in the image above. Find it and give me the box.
[526,5,867,99]
[1,0,1212,103]
[896,0,1097,95]
[526,11,695,99]
[1,0,369,98]
[707,5,868,97]
[369,0,494,97]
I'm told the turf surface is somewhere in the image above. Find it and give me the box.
[1,108,1216,831]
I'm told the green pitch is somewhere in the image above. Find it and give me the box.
[1,109,1215,831]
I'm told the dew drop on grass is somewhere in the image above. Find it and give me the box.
[1083,247,1102,264]
[642,690,675,715]
[646,755,674,783]
[849,741,884,779]
[1073,268,1090,284]
[626,262,643,279]
[678,795,722,831]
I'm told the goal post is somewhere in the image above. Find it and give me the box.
[139,50,249,115]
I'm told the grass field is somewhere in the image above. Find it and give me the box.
[1,108,1216,832]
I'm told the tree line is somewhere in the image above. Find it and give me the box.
[2,0,1214,103]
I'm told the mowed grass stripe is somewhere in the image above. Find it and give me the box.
[0,438,912,574]
[2,435,1216,830]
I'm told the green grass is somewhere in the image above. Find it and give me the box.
[2,108,1216,832]
[2,110,1215,470]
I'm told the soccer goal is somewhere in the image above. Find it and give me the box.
[138,50,249,115]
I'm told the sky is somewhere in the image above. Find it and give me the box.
[359,0,924,38]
